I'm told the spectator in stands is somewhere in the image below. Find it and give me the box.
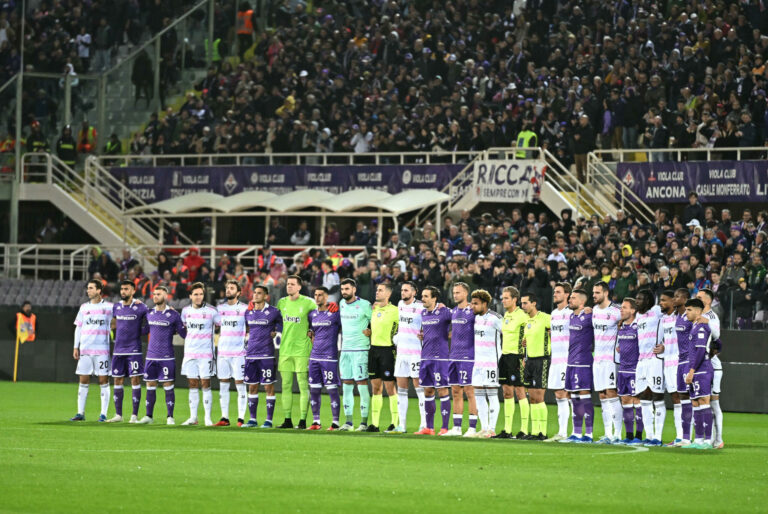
[290,220,311,246]
[92,17,112,72]
[164,222,182,246]
[35,218,58,244]
[321,259,340,303]
[172,256,190,290]
[572,115,594,182]
[257,244,277,273]
[322,222,340,246]
[683,192,705,225]
[119,250,138,275]
[183,247,205,282]
[156,251,173,278]
[732,277,755,329]
[89,250,119,283]
[267,218,289,245]
[132,50,153,108]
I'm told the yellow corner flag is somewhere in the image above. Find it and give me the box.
[14,312,36,382]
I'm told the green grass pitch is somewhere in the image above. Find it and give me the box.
[1,382,767,513]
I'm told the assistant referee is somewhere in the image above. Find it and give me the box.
[496,286,528,439]
[521,292,551,440]
[368,283,399,433]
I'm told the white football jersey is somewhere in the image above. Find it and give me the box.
[592,303,621,361]
[703,309,720,340]
[636,305,662,360]
[216,301,248,357]
[74,300,114,356]
[661,313,678,368]
[395,299,423,358]
[181,303,220,359]
[550,306,572,366]
[473,310,502,369]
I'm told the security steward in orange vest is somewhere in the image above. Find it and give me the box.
[236,3,254,58]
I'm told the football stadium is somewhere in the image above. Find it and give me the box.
[1,0,768,511]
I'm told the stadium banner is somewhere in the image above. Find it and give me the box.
[616,160,768,203]
[472,159,546,202]
[110,164,464,201]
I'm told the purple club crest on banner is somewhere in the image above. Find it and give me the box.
[111,165,464,202]
[616,161,768,203]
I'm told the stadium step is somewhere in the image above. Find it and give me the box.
[560,191,602,218]
[68,191,144,248]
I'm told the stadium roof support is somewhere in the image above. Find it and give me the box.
[126,189,450,263]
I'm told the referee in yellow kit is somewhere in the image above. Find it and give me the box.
[368,283,400,433]
[521,292,551,440]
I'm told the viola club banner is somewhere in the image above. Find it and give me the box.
[110,164,464,201]
[473,159,546,202]
[617,161,768,203]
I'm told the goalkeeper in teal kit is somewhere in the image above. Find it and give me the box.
[338,278,373,431]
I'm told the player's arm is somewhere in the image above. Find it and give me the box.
[141,308,150,337]
[307,311,315,342]
[390,312,398,346]
[73,308,83,359]
[73,325,81,359]
[175,311,188,338]
[273,309,283,348]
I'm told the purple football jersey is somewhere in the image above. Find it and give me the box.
[675,312,694,362]
[420,306,451,360]
[688,322,712,372]
[113,300,149,355]
[309,308,341,360]
[567,311,594,366]
[146,306,186,360]
[244,304,283,359]
[617,321,639,372]
[449,305,475,361]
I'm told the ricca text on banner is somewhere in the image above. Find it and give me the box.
[473,159,546,202]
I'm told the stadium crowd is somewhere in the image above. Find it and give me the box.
[89,200,768,331]
[120,0,768,177]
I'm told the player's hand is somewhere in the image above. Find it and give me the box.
[653,343,664,355]
[684,370,693,385]
[583,307,592,314]
[521,338,527,348]
[271,331,276,339]
[328,301,339,313]
[417,330,423,341]
[73,348,79,360]
[363,328,372,337]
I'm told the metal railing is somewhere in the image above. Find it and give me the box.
[21,153,195,250]
[0,243,369,279]
[590,146,768,164]
[540,148,617,219]
[97,151,480,168]
[412,147,619,223]
[84,156,195,246]
[585,153,655,225]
